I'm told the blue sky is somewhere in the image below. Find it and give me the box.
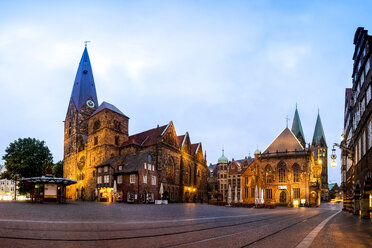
[0,0,370,184]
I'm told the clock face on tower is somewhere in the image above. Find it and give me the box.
[86,99,95,108]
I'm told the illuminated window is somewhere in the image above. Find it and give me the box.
[97,176,102,184]
[104,166,108,172]
[118,166,122,171]
[117,175,122,184]
[265,189,272,199]
[152,165,155,171]
[98,167,102,173]
[278,162,286,183]
[144,163,147,170]
[293,164,299,182]
[293,188,300,199]
[265,165,273,183]
[130,174,136,184]
[151,176,156,185]
[104,175,109,183]
[143,175,147,184]
[166,158,175,183]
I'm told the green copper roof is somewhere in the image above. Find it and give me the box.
[217,149,229,164]
[291,107,306,147]
[312,112,327,146]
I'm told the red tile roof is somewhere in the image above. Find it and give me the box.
[123,124,168,146]
[177,135,185,147]
[191,143,200,154]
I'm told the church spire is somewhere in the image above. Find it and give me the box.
[70,47,98,110]
[291,105,306,147]
[312,111,327,147]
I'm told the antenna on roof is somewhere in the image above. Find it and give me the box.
[84,40,91,47]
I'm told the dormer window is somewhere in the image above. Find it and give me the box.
[104,166,108,172]
[118,165,122,171]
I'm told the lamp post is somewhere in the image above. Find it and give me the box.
[14,173,19,201]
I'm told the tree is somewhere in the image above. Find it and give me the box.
[2,138,53,179]
[53,160,63,178]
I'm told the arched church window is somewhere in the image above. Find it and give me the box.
[93,120,100,131]
[185,166,191,185]
[166,157,175,183]
[278,161,286,183]
[114,120,121,131]
[265,165,273,183]
[293,164,300,182]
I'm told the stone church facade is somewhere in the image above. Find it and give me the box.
[63,47,208,203]
[241,107,328,206]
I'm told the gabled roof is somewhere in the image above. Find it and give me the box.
[177,135,185,146]
[312,113,327,147]
[120,151,149,173]
[70,47,98,110]
[191,143,201,154]
[263,127,304,154]
[92,101,128,117]
[124,124,168,147]
[291,107,306,147]
[99,151,150,173]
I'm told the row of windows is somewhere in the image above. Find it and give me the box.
[0,187,14,191]
[0,181,14,185]
[355,119,372,162]
[97,175,110,184]
[243,187,300,199]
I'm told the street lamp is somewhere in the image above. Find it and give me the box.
[331,147,337,167]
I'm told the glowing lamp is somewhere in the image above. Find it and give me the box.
[193,188,196,192]
[318,160,322,164]
[300,199,306,204]
[331,160,337,167]
[188,187,191,191]
[293,200,299,207]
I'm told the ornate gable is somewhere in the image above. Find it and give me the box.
[161,121,179,148]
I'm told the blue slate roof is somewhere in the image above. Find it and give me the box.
[312,113,327,146]
[92,101,128,117]
[70,47,98,110]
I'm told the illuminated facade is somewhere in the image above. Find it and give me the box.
[241,108,325,207]
[63,47,208,202]
[342,27,372,218]
[0,179,15,200]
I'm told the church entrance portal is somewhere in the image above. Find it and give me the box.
[280,191,287,204]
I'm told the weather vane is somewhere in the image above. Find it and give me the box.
[84,40,91,47]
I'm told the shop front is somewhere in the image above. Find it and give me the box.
[98,187,114,202]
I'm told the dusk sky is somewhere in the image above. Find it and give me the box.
[1,1,371,185]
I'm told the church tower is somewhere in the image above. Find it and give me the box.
[312,111,328,201]
[291,106,306,148]
[64,46,98,200]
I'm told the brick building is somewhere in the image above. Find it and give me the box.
[341,27,372,218]
[63,47,208,203]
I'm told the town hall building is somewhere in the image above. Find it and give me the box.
[63,47,208,203]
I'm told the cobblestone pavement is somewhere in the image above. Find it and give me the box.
[0,201,370,248]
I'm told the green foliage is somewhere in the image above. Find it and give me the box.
[53,160,63,177]
[2,138,53,179]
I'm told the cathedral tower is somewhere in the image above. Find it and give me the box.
[312,111,328,201]
[64,46,98,200]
